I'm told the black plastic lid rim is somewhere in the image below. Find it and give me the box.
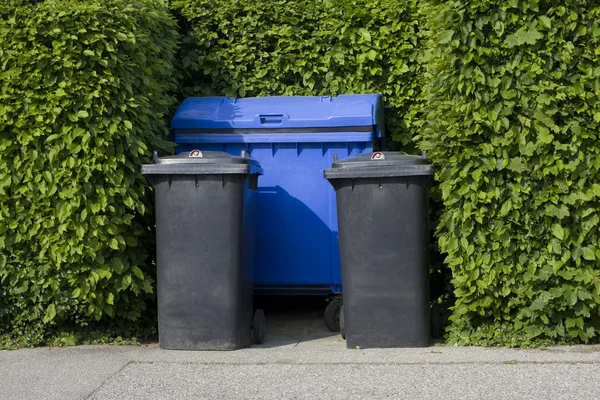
[324,165,433,179]
[324,151,433,179]
[141,150,263,176]
[141,164,259,176]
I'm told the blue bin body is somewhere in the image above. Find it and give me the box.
[171,95,384,295]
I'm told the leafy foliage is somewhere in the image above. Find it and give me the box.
[172,0,425,147]
[419,0,600,346]
[0,0,179,345]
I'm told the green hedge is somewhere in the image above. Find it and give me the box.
[0,0,179,345]
[419,0,600,346]
[173,0,425,147]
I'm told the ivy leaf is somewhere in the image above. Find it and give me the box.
[505,30,543,47]
[531,298,546,311]
[132,266,144,280]
[533,109,555,128]
[536,124,553,143]
[439,30,455,44]
[552,224,564,241]
[507,157,527,172]
[500,199,512,215]
[43,304,57,323]
[582,247,595,261]
[519,141,536,156]
[108,238,120,250]
[545,205,569,219]
[358,28,371,43]
[538,16,552,29]
[112,258,125,274]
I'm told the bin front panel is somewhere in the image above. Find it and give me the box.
[176,133,374,293]
[154,174,252,350]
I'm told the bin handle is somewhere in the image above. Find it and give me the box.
[371,152,385,160]
[257,114,288,125]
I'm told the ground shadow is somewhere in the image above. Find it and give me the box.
[252,295,342,348]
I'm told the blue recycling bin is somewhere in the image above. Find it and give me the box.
[171,95,384,299]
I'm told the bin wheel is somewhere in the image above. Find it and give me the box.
[252,309,266,345]
[340,305,346,340]
[324,298,342,332]
[431,303,442,339]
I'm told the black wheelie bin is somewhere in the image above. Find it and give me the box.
[142,150,265,350]
[325,151,433,348]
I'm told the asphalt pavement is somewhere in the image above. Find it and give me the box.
[1,306,599,399]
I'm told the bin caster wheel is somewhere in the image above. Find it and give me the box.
[431,303,442,339]
[324,298,342,332]
[340,305,346,340]
[252,309,266,345]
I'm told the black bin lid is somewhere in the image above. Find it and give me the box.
[324,151,433,179]
[141,150,263,176]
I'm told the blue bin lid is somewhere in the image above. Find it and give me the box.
[171,95,384,137]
